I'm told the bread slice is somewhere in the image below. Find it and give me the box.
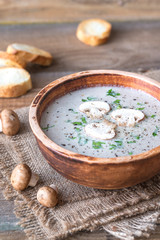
[7,43,53,66]
[76,19,112,46]
[0,58,22,68]
[0,67,32,98]
[0,51,26,68]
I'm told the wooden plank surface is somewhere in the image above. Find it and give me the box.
[1,187,160,240]
[0,20,160,239]
[0,0,160,23]
[0,21,160,110]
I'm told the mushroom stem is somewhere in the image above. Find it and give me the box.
[50,184,58,193]
[28,172,39,187]
[0,118,2,132]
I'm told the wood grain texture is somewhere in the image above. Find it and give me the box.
[0,0,160,23]
[0,231,27,240]
[0,186,113,239]
[0,21,160,110]
[1,185,160,240]
[1,18,160,239]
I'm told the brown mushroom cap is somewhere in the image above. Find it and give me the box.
[0,109,20,136]
[11,164,31,191]
[37,186,58,208]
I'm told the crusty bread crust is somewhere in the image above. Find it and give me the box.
[0,58,22,68]
[76,19,112,46]
[0,80,32,98]
[7,43,53,66]
[0,67,32,98]
[0,51,26,68]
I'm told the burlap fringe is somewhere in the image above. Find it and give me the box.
[57,180,160,232]
[14,196,47,240]
[1,106,160,240]
[104,211,160,240]
[1,149,160,240]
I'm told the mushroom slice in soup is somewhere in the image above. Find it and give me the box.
[85,120,116,140]
[110,108,145,127]
[79,101,110,119]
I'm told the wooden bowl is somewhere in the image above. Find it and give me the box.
[29,70,160,189]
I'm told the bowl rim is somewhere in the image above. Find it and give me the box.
[29,69,160,164]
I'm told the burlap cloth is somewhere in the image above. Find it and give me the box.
[0,70,160,240]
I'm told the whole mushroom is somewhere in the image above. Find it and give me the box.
[37,185,58,208]
[0,109,20,136]
[11,163,39,191]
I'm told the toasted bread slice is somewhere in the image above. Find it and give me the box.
[76,19,112,46]
[0,58,22,68]
[0,67,32,98]
[7,43,53,66]
[0,51,26,68]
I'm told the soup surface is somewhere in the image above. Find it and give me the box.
[41,86,160,158]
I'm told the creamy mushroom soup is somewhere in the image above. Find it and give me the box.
[41,86,160,158]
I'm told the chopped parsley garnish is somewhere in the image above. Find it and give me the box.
[41,124,55,130]
[133,135,140,139]
[109,140,123,150]
[113,99,122,109]
[109,144,117,150]
[115,140,123,146]
[113,99,120,104]
[72,122,83,125]
[75,127,81,132]
[81,117,87,124]
[107,89,120,97]
[127,140,136,144]
[78,136,88,146]
[137,103,143,106]
[87,97,98,101]
[68,108,78,114]
[152,126,159,137]
[136,107,145,110]
[146,114,156,119]
[92,141,105,149]
[128,152,133,155]
[82,97,98,102]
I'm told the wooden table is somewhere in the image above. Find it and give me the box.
[0,1,160,239]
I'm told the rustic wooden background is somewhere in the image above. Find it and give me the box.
[0,0,160,23]
[0,0,160,239]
